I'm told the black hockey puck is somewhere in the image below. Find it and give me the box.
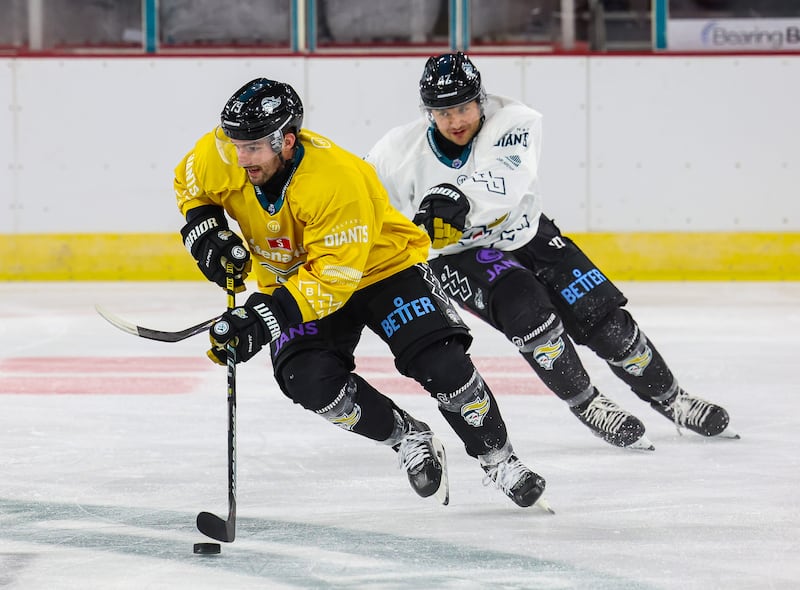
[193,542,221,555]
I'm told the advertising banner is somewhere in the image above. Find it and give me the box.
[667,18,800,51]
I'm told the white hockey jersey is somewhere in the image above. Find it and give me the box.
[366,94,544,257]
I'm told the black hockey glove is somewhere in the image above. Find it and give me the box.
[207,293,283,365]
[180,207,251,293]
[412,183,470,249]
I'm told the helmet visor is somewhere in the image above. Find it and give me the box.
[420,91,485,127]
[214,126,283,165]
[420,86,486,120]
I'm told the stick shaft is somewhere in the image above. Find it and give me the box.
[224,262,238,537]
[196,263,238,542]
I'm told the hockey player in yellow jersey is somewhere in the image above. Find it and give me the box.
[174,78,549,509]
[176,112,428,314]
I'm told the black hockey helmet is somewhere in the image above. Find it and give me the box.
[220,78,304,142]
[419,52,485,110]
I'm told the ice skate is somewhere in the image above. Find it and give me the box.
[651,390,739,439]
[480,443,551,511]
[393,411,449,505]
[571,392,654,450]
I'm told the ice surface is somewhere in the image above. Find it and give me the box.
[1,281,798,589]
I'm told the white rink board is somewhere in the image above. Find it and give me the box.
[12,57,305,233]
[588,56,799,231]
[306,57,423,156]
[519,57,589,231]
[2,55,799,234]
[1,60,15,233]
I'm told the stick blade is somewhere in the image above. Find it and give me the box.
[95,304,139,336]
[95,304,218,343]
[196,511,235,543]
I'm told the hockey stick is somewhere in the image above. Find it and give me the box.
[196,262,238,543]
[95,305,218,343]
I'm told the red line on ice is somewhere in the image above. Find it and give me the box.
[0,356,548,396]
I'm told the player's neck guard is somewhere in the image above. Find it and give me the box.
[426,126,473,170]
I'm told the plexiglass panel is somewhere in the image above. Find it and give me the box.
[316,0,449,49]
[159,0,292,49]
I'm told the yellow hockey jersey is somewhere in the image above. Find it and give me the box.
[174,128,431,323]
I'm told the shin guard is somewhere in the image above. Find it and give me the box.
[405,338,509,458]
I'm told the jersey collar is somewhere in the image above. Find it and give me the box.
[253,142,305,215]
[426,126,473,170]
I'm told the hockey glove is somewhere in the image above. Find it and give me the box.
[207,293,283,365]
[180,207,252,292]
[412,183,470,249]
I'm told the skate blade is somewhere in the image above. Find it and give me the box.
[715,426,741,440]
[626,434,656,451]
[431,436,450,506]
[536,496,555,515]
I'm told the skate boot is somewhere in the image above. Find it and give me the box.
[571,391,654,450]
[479,443,549,510]
[651,389,738,438]
[393,411,449,504]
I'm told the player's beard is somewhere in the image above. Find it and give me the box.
[245,154,284,185]
[245,166,267,184]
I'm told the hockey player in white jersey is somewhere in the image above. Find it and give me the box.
[367,52,737,448]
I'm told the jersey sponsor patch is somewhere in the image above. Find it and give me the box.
[499,154,522,170]
[250,237,306,273]
[417,263,451,305]
[472,170,506,195]
[560,267,609,304]
[267,237,292,250]
[297,279,343,318]
[380,296,437,338]
[438,264,472,302]
[473,249,523,283]
[273,321,319,354]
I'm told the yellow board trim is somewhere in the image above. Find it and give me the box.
[0,234,197,281]
[575,232,800,281]
[0,232,798,281]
